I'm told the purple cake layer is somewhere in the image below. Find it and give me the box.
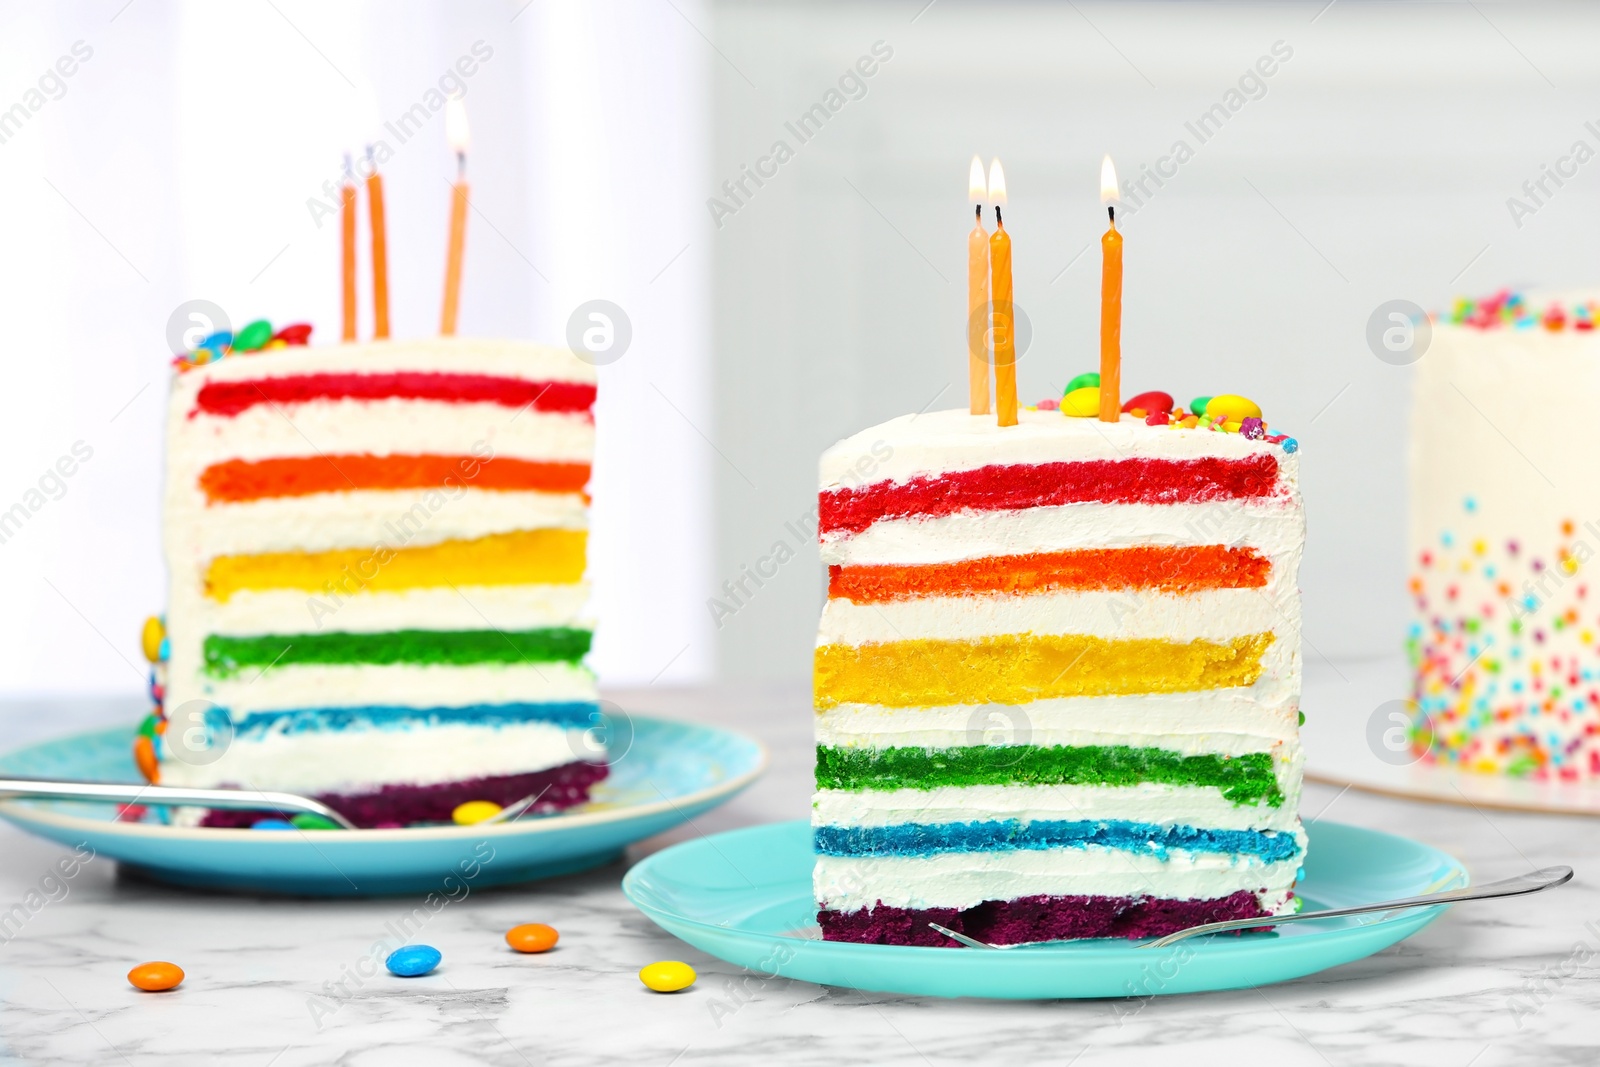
[818,890,1277,946]
[199,759,608,829]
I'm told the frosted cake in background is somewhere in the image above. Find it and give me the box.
[1410,290,1600,779]
[812,402,1306,945]
[135,323,606,827]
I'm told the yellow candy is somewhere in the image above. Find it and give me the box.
[639,960,696,993]
[451,800,503,825]
[1060,385,1100,418]
[141,616,165,663]
[1205,394,1262,421]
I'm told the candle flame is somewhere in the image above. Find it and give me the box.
[446,96,471,156]
[1100,155,1119,204]
[968,155,986,202]
[988,158,1006,207]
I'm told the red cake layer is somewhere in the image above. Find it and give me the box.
[199,454,592,503]
[198,760,607,829]
[818,890,1276,946]
[819,454,1283,536]
[194,372,596,419]
[828,544,1271,602]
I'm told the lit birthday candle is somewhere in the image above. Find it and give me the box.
[1099,155,1122,422]
[989,158,1016,427]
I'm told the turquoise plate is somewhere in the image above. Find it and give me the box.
[0,718,765,897]
[623,819,1466,999]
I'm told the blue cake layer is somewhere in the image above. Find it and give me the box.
[231,701,601,737]
[813,818,1301,861]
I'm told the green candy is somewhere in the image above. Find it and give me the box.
[1065,372,1101,394]
[137,713,160,740]
[290,813,340,831]
[233,319,273,352]
[1298,711,1306,727]
[1190,396,1212,417]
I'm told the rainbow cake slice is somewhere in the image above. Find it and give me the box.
[1409,290,1600,778]
[812,408,1305,945]
[155,334,604,827]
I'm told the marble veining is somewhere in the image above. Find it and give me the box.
[0,683,1595,1067]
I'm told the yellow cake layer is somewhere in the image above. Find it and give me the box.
[814,632,1275,708]
[204,529,587,602]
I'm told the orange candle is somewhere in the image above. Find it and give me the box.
[989,159,1016,427]
[341,158,357,343]
[967,156,990,415]
[1098,155,1122,422]
[440,98,470,337]
[366,148,390,340]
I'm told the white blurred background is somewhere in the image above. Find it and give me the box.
[1,0,1597,701]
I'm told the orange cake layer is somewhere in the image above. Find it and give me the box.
[828,545,1271,603]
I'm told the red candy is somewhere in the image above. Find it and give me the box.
[1122,391,1174,416]
[271,323,314,346]
[1144,412,1167,426]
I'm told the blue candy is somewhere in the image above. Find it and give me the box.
[251,818,295,831]
[386,944,442,977]
[1281,437,1299,454]
[199,330,233,353]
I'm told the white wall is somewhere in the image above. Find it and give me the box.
[0,0,711,697]
[708,0,1600,681]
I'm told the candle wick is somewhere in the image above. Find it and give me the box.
[456,151,467,181]
[975,203,982,224]
[1107,205,1116,226]
[994,205,1004,228]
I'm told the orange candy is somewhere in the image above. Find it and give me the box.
[505,923,559,953]
[128,961,184,991]
[133,736,159,784]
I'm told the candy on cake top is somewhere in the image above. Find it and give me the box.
[1442,290,1596,332]
[1030,371,1297,454]
[174,319,313,370]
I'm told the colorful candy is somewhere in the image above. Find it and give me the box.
[386,945,442,977]
[639,960,696,992]
[232,319,273,352]
[1239,416,1266,440]
[290,813,340,831]
[1204,394,1262,422]
[251,818,296,831]
[272,323,313,346]
[140,616,164,663]
[1035,397,1059,411]
[452,800,503,826]
[1064,371,1100,393]
[1122,390,1173,417]
[505,923,560,953]
[1190,396,1212,417]
[128,961,184,991]
[133,735,159,783]
[1060,386,1100,418]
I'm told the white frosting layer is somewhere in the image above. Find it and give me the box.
[160,719,585,793]
[197,663,597,718]
[817,694,1298,750]
[177,337,597,387]
[813,783,1303,833]
[820,408,1296,489]
[207,584,591,637]
[822,501,1305,566]
[815,848,1302,912]
[177,489,587,558]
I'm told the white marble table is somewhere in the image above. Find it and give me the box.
[0,684,1594,1067]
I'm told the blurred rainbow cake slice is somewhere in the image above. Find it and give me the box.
[812,407,1305,945]
[147,328,605,827]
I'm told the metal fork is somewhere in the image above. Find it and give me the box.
[928,865,1574,950]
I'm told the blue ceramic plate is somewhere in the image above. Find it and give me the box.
[0,718,764,897]
[623,819,1466,999]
